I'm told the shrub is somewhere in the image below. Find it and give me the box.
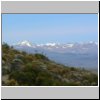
[7,79,18,86]
[34,53,49,61]
[2,43,10,49]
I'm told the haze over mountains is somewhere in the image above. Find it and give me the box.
[13,40,98,71]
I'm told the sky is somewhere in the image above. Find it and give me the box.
[2,14,98,45]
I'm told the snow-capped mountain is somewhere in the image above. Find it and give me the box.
[14,41,98,54]
[13,41,98,70]
[14,40,98,54]
[16,40,33,47]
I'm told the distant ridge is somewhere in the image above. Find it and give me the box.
[14,40,98,54]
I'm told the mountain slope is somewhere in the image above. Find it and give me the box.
[2,43,98,86]
[13,41,98,70]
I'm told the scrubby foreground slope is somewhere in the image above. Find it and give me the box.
[2,43,98,86]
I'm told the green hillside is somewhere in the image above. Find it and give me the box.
[2,43,98,86]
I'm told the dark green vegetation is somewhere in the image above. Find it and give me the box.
[2,43,98,86]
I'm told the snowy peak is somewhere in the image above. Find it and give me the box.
[45,43,56,46]
[14,41,98,53]
[17,40,32,47]
[88,41,98,45]
[66,43,74,47]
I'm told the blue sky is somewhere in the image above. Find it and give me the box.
[2,14,98,45]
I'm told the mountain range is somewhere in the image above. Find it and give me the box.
[13,40,98,71]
